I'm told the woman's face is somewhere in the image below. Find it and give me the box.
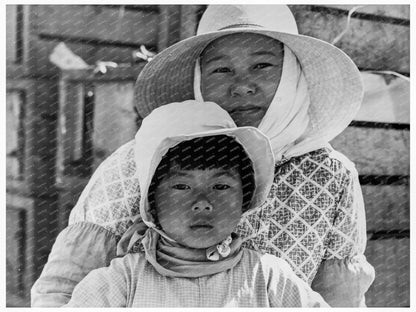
[200,33,284,127]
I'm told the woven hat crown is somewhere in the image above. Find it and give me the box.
[197,5,298,35]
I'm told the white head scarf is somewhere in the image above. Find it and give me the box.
[194,45,330,163]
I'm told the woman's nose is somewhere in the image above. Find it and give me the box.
[191,199,213,213]
[230,82,256,97]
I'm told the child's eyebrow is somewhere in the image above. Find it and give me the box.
[168,170,239,179]
[251,51,277,57]
[212,170,239,179]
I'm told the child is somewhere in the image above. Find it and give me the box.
[65,100,328,307]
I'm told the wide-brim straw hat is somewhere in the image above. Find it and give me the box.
[135,100,275,226]
[134,5,363,142]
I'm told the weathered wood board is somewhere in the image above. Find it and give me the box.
[331,126,409,176]
[289,5,409,74]
[362,185,409,232]
[365,238,409,307]
[34,5,159,47]
[92,82,138,169]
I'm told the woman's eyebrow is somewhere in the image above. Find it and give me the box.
[168,171,191,178]
[203,54,229,64]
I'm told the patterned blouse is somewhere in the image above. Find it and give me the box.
[68,139,366,284]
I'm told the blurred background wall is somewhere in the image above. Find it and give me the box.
[5,4,410,307]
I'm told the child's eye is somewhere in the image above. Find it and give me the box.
[254,63,273,69]
[212,67,231,73]
[213,184,231,190]
[172,184,191,190]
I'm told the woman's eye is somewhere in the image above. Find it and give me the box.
[213,184,230,190]
[212,67,231,73]
[172,184,190,190]
[254,63,273,69]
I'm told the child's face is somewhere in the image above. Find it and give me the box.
[154,166,243,249]
[200,33,284,127]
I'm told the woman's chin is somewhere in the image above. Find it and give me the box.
[232,115,263,128]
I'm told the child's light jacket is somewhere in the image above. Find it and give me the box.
[65,247,327,307]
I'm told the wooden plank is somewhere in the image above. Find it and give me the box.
[57,176,90,231]
[31,79,59,197]
[6,91,24,179]
[6,79,37,193]
[6,5,31,78]
[34,5,158,47]
[365,238,409,307]
[362,185,409,232]
[6,208,26,299]
[179,5,203,40]
[6,194,36,305]
[64,81,85,162]
[157,5,170,51]
[157,5,181,50]
[290,5,409,74]
[26,79,61,280]
[31,196,60,280]
[92,81,138,170]
[6,291,30,307]
[6,5,18,63]
[321,5,410,20]
[330,126,409,176]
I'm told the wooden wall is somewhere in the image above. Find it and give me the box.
[5,4,409,307]
[296,5,410,307]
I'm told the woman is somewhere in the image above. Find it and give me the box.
[31,5,374,307]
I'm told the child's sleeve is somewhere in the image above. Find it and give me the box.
[264,255,329,307]
[30,222,117,307]
[64,256,130,307]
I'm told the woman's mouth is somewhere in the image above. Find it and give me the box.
[190,224,214,230]
[231,106,263,114]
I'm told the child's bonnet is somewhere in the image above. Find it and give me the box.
[116,100,275,278]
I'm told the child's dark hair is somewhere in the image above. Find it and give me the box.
[148,135,255,214]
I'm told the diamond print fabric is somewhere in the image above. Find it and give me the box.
[237,148,365,283]
[69,139,365,284]
[69,141,140,241]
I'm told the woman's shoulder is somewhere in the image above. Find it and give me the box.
[69,138,140,235]
[282,147,356,172]
[274,147,358,186]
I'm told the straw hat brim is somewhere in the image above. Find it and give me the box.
[135,28,363,143]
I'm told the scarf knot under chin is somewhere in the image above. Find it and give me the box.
[116,218,244,277]
[142,229,243,278]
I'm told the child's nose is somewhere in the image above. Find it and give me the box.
[191,199,213,213]
[230,81,256,97]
